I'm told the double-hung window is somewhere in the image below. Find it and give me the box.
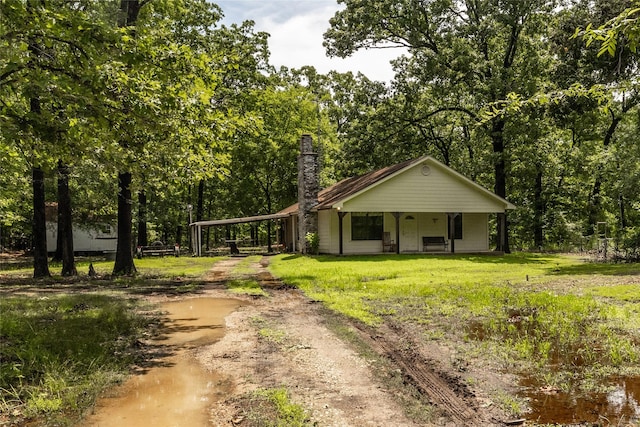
[351,212,383,240]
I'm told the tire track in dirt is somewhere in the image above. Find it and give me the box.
[203,256,503,426]
[352,321,494,426]
[254,257,502,426]
[203,256,419,426]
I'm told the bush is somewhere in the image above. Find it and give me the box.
[618,227,640,262]
[304,232,319,255]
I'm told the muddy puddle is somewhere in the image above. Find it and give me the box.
[468,321,640,424]
[82,298,244,427]
[521,376,640,424]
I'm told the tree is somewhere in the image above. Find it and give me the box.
[578,1,640,57]
[105,0,228,274]
[324,0,557,252]
[552,0,640,234]
[1,0,111,276]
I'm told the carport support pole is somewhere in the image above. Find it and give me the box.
[338,211,347,255]
[196,225,202,256]
[392,212,401,254]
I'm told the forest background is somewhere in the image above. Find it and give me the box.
[1,0,639,277]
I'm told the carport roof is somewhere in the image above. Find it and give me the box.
[190,212,290,228]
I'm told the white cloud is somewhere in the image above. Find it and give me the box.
[215,0,404,82]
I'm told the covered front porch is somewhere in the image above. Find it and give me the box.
[316,210,492,255]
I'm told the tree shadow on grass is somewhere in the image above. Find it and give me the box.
[550,262,640,277]
[292,252,556,265]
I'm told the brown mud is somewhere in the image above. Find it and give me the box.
[6,254,635,426]
[522,376,640,425]
[82,298,245,427]
[199,257,510,426]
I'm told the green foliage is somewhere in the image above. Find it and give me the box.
[619,227,640,261]
[226,278,267,296]
[304,232,319,255]
[1,0,639,271]
[577,2,640,56]
[247,387,310,427]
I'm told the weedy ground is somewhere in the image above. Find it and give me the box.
[269,253,640,398]
[2,253,639,426]
[0,257,222,426]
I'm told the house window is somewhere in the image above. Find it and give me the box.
[448,214,463,240]
[351,212,383,240]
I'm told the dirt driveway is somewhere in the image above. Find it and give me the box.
[181,256,510,426]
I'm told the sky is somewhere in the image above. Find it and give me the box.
[214,0,404,82]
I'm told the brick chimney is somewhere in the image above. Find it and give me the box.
[298,134,319,253]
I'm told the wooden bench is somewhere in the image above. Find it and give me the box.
[422,236,448,252]
[137,242,179,258]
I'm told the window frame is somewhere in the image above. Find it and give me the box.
[351,212,384,241]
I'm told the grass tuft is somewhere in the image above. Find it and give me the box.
[234,387,310,426]
[269,253,640,395]
[0,294,154,424]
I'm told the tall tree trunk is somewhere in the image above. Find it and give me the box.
[206,202,211,250]
[32,165,50,278]
[196,180,204,251]
[57,161,76,276]
[27,15,50,277]
[113,172,136,275]
[137,190,147,247]
[491,118,510,253]
[266,194,273,252]
[533,169,544,249]
[196,179,204,222]
[587,115,621,235]
[176,225,183,248]
[619,194,626,231]
[113,0,142,275]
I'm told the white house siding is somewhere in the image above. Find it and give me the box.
[453,213,489,252]
[286,215,298,252]
[46,223,117,253]
[339,161,507,213]
[395,212,489,253]
[321,211,384,254]
[320,211,490,254]
[416,212,448,241]
[318,209,335,254]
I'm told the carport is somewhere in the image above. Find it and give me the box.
[189,212,290,256]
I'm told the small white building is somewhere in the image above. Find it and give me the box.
[45,204,117,254]
[189,135,516,256]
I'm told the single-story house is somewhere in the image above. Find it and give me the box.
[277,135,515,254]
[189,135,515,256]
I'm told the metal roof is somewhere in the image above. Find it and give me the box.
[190,212,290,227]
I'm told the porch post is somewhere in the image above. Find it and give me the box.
[447,213,460,254]
[392,212,401,254]
[337,210,347,255]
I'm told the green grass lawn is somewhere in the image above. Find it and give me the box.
[0,256,223,279]
[269,253,640,393]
